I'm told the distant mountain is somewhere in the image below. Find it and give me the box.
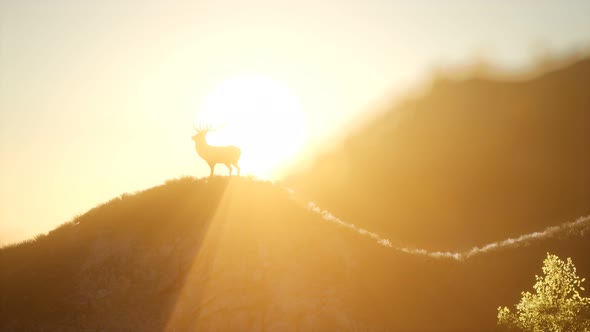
[1,177,589,331]
[287,57,590,251]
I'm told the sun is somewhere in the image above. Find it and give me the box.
[195,74,306,179]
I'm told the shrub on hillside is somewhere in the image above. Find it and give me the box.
[498,253,590,331]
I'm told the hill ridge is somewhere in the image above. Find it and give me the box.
[1,176,589,331]
[283,183,590,260]
[287,56,590,250]
[4,176,589,261]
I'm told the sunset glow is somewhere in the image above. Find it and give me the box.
[195,75,306,179]
[1,0,590,246]
[2,1,590,331]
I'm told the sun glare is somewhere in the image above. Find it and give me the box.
[195,75,306,179]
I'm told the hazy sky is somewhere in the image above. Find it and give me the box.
[1,0,590,245]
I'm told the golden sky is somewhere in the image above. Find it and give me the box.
[1,1,590,245]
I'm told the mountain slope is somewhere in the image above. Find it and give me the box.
[287,57,590,251]
[1,177,590,331]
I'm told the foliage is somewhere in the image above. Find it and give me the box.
[498,253,590,332]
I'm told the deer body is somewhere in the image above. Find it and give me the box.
[192,128,241,177]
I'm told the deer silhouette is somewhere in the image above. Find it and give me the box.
[192,125,241,177]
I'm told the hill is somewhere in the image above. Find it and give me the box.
[1,177,590,331]
[287,57,590,251]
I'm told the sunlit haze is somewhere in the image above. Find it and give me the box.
[1,1,589,245]
[196,74,305,178]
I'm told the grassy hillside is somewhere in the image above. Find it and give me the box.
[287,57,590,251]
[1,176,589,331]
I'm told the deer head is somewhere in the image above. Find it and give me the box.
[191,124,212,143]
[192,123,227,142]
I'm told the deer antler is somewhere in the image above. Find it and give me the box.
[193,123,213,133]
[207,121,229,133]
[194,122,228,133]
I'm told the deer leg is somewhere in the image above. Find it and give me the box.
[209,163,215,177]
[231,162,240,176]
[225,163,232,176]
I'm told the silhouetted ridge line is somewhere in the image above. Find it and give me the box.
[286,56,590,250]
[280,184,590,261]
